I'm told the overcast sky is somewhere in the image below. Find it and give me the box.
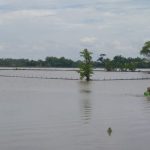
[0,0,150,60]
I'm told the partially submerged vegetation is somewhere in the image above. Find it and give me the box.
[144,87,150,96]
[97,55,138,71]
[78,49,93,81]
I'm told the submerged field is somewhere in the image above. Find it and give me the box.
[0,69,150,150]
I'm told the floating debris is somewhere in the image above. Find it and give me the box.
[107,127,112,136]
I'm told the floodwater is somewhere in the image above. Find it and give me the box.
[0,70,150,150]
[0,68,150,80]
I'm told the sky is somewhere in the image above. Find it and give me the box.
[0,0,150,60]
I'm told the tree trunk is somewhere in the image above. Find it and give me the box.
[86,76,90,81]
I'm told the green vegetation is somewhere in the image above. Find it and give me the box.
[78,49,93,81]
[144,87,150,96]
[140,41,150,57]
[144,91,150,96]
[0,41,150,70]
[97,55,141,71]
[0,56,149,69]
[45,57,78,67]
[0,57,81,68]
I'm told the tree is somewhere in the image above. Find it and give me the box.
[140,41,150,57]
[104,58,115,71]
[97,53,106,67]
[127,62,136,71]
[78,49,93,81]
[97,53,106,63]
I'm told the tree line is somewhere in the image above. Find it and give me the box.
[0,57,80,68]
[96,55,149,71]
[0,55,149,69]
[0,40,149,69]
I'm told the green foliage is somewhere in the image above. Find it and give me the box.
[78,49,93,81]
[0,54,149,69]
[97,55,139,71]
[45,56,75,67]
[144,92,150,96]
[0,57,80,68]
[140,41,150,57]
[126,62,136,71]
[104,59,115,71]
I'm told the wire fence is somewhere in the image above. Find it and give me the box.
[0,74,150,81]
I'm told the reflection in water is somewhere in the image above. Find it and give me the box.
[144,96,150,110]
[79,81,92,124]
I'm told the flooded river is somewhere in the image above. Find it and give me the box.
[0,70,150,150]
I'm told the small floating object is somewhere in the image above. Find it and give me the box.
[107,127,112,136]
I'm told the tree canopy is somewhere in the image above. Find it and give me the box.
[0,55,149,69]
[140,41,150,57]
[78,49,93,81]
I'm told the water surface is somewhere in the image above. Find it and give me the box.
[0,71,150,150]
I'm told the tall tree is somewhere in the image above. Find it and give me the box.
[78,49,93,81]
[140,41,150,58]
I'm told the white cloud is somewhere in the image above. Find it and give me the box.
[80,37,97,46]
[0,0,150,59]
[0,9,56,23]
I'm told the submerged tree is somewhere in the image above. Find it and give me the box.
[78,49,93,81]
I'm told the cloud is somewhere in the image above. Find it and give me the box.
[0,0,149,59]
[0,9,56,24]
[80,37,97,46]
[0,43,6,51]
